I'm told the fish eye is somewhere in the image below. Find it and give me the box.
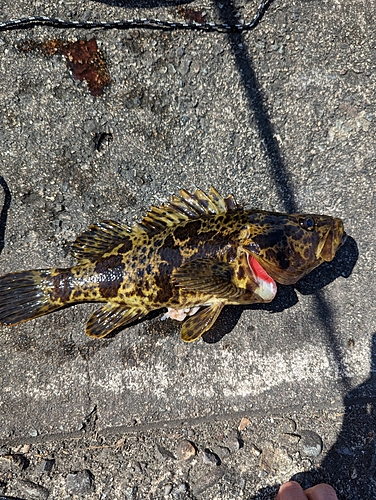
[300,217,315,231]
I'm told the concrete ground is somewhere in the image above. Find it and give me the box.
[0,0,375,498]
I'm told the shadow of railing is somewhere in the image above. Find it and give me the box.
[215,0,295,213]
[211,2,365,498]
[215,0,355,394]
[249,333,376,500]
[0,177,11,257]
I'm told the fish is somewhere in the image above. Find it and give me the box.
[0,187,345,342]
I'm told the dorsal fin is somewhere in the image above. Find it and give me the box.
[70,220,133,262]
[137,187,238,233]
[71,188,238,261]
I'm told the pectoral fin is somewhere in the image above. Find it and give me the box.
[180,302,224,342]
[172,258,240,299]
[86,304,146,338]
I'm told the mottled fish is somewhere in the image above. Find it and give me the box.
[0,187,345,342]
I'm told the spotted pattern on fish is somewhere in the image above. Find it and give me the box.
[0,187,345,342]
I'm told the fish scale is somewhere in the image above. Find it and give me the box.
[0,187,345,343]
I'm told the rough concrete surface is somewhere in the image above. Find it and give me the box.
[0,0,375,498]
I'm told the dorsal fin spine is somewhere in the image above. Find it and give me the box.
[71,188,238,261]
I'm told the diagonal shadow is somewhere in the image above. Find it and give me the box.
[213,2,365,499]
[249,334,376,500]
[0,177,11,257]
[215,0,296,213]
[215,0,352,394]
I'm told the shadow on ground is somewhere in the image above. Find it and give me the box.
[249,333,376,500]
[0,177,11,257]
[210,4,370,499]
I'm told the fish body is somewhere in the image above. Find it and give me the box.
[0,187,345,342]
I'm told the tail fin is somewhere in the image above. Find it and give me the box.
[0,270,63,326]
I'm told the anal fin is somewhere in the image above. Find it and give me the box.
[86,304,146,338]
[180,303,224,343]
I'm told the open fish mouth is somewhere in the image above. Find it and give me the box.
[316,217,345,262]
[246,254,277,302]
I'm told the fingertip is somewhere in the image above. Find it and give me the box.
[305,483,338,500]
[275,481,307,500]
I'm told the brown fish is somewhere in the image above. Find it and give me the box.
[0,187,345,342]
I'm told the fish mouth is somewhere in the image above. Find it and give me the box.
[246,254,277,301]
[316,218,345,262]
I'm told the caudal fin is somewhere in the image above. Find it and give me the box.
[0,270,62,326]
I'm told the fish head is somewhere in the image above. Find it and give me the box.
[242,211,345,285]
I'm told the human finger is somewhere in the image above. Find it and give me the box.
[305,484,338,500]
[275,481,308,500]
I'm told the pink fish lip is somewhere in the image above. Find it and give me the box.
[247,254,277,302]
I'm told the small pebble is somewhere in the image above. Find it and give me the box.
[298,430,323,458]
[259,443,275,473]
[124,486,136,499]
[178,59,191,76]
[17,479,49,500]
[337,445,353,456]
[277,418,297,434]
[279,433,300,448]
[211,445,230,460]
[39,458,55,473]
[238,417,250,431]
[176,440,196,461]
[201,449,220,466]
[66,469,95,495]
[133,461,142,474]
[251,443,262,456]
[350,467,357,479]
[155,444,175,461]
[0,454,28,470]
[191,465,226,495]
[223,431,241,452]
[18,444,31,454]
[171,482,188,495]
[163,483,173,495]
